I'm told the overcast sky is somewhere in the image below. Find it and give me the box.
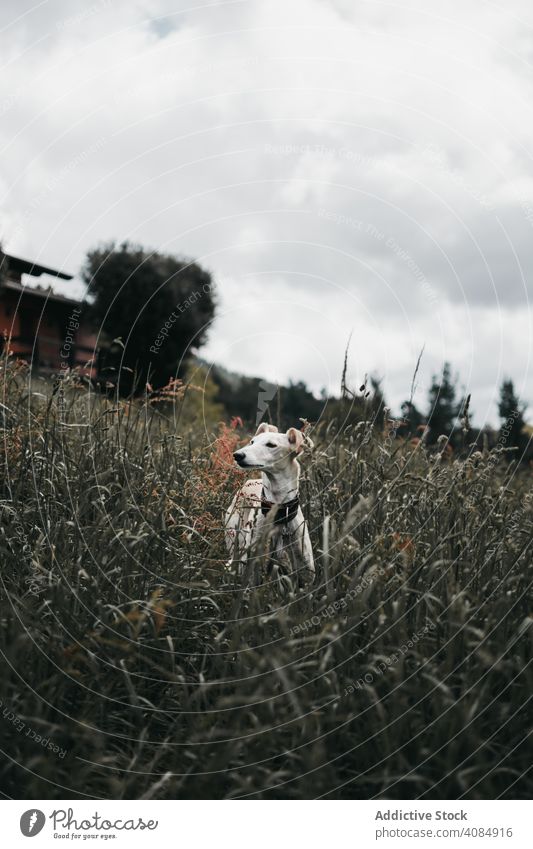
[1,0,532,424]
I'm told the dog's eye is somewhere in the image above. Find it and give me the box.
[265,442,276,448]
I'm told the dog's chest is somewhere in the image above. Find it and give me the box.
[255,508,303,540]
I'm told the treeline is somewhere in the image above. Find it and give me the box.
[206,359,532,464]
[397,363,532,462]
[79,242,531,462]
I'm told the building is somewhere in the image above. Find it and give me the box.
[0,252,98,378]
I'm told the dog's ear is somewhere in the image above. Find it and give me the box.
[287,427,304,453]
[255,423,278,435]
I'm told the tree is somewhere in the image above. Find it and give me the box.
[426,362,460,443]
[209,368,324,430]
[177,363,225,431]
[280,380,323,429]
[0,248,8,363]
[210,369,265,425]
[82,242,215,393]
[0,247,7,284]
[369,375,387,429]
[498,379,528,457]
[398,399,424,438]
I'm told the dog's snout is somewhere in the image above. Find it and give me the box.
[233,451,245,462]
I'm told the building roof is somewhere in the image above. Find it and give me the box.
[2,252,73,280]
[2,278,83,307]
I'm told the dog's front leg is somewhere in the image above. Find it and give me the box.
[286,520,315,587]
[224,500,252,575]
[299,524,315,586]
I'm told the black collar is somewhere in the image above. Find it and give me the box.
[261,488,299,525]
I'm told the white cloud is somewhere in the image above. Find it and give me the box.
[0,0,531,423]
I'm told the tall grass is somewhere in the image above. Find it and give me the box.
[0,357,531,799]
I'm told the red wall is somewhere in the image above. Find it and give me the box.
[0,288,98,378]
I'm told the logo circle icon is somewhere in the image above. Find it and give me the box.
[20,810,46,837]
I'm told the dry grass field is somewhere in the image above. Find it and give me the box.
[0,357,531,799]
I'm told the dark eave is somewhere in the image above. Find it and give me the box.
[3,252,73,280]
[3,279,83,308]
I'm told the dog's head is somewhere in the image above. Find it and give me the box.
[233,423,311,470]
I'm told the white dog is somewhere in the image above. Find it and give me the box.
[224,423,315,586]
